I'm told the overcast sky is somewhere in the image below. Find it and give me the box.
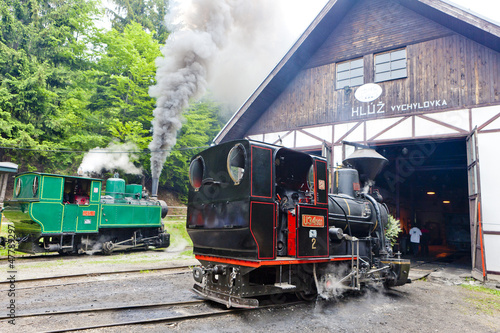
[96,0,500,109]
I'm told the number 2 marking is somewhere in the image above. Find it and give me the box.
[311,238,316,249]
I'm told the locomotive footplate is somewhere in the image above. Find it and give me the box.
[192,284,259,308]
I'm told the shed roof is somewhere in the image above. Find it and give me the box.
[0,162,18,174]
[214,0,500,144]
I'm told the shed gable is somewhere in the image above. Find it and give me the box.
[307,0,452,69]
[246,1,500,136]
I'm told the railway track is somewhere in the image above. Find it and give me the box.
[8,298,304,333]
[0,253,60,261]
[0,265,193,293]
[0,299,205,320]
[0,246,193,261]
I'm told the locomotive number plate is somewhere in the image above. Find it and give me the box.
[82,211,96,216]
[302,215,324,228]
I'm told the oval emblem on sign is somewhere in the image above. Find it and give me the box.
[354,83,382,102]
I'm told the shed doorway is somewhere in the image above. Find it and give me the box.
[370,137,470,263]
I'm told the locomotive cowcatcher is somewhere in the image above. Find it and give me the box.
[187,139,410,308]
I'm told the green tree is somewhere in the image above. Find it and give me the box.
[158,99,225,202]
[0,0,106,172]
[88,22,161,132]
[108,0,170,42]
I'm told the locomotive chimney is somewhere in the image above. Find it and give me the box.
[343,148,388,186]
[151,177,159,198]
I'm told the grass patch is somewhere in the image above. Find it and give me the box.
[3,210,29,223]
[180,249,195,258]
[461,283,500,315]
[0,218,25,256]
[0,248,29,256]
[164,218,192,248]
[461,284,500,297]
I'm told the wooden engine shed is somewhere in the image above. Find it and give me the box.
[215,0,500,281]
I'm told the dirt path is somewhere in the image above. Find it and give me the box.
[2,251,499,333]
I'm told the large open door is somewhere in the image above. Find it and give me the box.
[466,128,487,281]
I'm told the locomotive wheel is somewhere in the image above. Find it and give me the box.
[295,290,318,301]
[102,241,115,255]
[58,249,77,256]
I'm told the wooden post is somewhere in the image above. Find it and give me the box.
[0,173,8,208]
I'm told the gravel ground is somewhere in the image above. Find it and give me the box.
[1,249,499,333]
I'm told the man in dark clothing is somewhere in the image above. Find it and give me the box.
[421,225,430,256]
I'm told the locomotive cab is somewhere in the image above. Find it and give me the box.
[187,140,329,260]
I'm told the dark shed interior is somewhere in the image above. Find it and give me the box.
[372,137,470,261]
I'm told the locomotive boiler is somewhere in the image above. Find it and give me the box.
[7,173,169,254]
[186,139,410,308]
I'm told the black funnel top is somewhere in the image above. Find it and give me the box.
[151,177,159,198]
[343,149,388,183]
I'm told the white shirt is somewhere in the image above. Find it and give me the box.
[409,227,422,243]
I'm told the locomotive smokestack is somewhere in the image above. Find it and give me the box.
[343,148,388,186]
[152,177,159,198]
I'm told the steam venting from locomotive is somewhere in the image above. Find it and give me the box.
[148,0,299,197]
[148,0,235,197]
[79,142,142,176]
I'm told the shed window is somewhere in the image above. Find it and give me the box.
[336,58,364,89]
[375,49,407,82]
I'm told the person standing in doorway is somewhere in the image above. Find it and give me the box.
[409,224,422,256]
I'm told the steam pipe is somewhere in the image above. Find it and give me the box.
[329,196,352,237]
[152,177,159,198]
[362,193,387,256]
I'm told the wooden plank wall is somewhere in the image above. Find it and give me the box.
[306,0,452,68]
[248,24,500,135]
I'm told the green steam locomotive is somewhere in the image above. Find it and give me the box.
[7,172,169,254]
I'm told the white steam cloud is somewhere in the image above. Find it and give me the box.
[149,0,234,179]
[208,1,300,110]
[79,142,143,176]
[148,0,323,179]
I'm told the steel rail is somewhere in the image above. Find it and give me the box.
[0,264,194,284]
[0,247,192,261]
[0,299,204,320]
[0,253,60,261]
[0,268,192,292]
[42,301,305,333]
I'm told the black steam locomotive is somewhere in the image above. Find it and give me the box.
[186,139,410,308]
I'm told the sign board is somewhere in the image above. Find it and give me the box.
[354,83,382,102]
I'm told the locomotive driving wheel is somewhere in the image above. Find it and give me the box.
[295,290,318,301]
[293,264,319,301]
